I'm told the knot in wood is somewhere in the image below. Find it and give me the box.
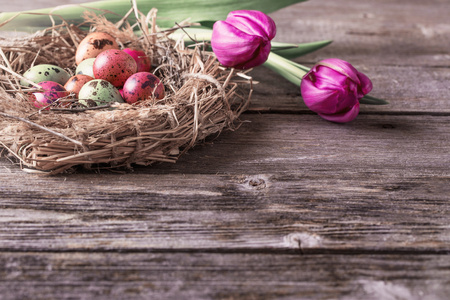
[248,178,266,189]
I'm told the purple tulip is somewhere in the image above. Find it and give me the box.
[211,10,276,70]
[300,58,373,123]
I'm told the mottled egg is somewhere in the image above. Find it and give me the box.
[64,74,94,97]
[78,79,124,107]
[29,81,69,109]
[75,58,96,77]
[75,32,119,65]
[93,49,137,88]
[122,48,152,72]
[21,64,71,87]
[122,72,165,104]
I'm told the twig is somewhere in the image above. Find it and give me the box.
[0,112,84,146]
[49,104,112,112]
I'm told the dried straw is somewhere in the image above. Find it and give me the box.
[0,10,251,174]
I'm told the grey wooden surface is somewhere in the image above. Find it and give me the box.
[1,0,449,299]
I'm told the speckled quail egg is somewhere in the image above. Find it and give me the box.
[21,64,71,87]
[75,58,96,77]
[75,32,119,65]
[29,81,69,109]
[64,74,94,97]
[122,48,152,73]
[122,72,165,104]
[78,79,124,107]
[93,49,137,88]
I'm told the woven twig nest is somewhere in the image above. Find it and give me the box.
[0,12,251,174]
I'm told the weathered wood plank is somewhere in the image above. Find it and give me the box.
[250,64,450,114]
[0,1,448,298]
[0,252,449,300]
[1,114,448,253]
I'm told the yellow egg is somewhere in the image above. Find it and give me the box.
[75,32,119,65]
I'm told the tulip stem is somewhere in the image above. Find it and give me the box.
[264,52,307,86]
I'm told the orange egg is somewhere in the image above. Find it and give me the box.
[64,74,94,97]
[75,32,119,65]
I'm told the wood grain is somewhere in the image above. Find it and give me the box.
[0,115,448,254]
[0,253,449,300]
[0,0,449,299]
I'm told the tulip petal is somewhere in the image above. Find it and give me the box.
[356,71,373,96]
[227,10,276,40]
[319,58,373,99]
[300,58,371,123]
[212,21,263,67]
[211,10,276,69]
[212,20,272,69]
[318,58,361,84]
[312,65,348,90]
[235,42,272,69]
[300,69,360,115]
[318,102,360,123]
[301,75,341,114]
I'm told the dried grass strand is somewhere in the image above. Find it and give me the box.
[0,10,252,174]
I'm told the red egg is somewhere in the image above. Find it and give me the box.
[75,32,119,65]
[93,49,137,88]
[64,74,94,97]
[30,81,69,109]
[122,48,152,72]
[122,72,165,104]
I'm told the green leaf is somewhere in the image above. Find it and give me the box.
[0,0,307,32]
[198,20,216,29]
[271,40,332,59]
[360,94,389,105]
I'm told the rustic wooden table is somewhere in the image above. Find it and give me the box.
[1,0,449,299]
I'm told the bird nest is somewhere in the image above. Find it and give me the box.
[0,11,252,174]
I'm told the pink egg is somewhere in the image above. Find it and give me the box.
[122,48,152,72]
[93,49,137,88]
[118,88,125,99]
[122,72,165,104]
[30,81,69,109]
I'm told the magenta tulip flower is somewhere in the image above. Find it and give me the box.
[211,10,276,70]
[300,58,373,123]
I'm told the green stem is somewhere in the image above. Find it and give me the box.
[263,52,307,86]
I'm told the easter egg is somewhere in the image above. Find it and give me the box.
[93,49,137,88]
[75,58,96,77]
[29,81,69,109]
[21,64,71,87]
[64,74,94,97]
[122,48,152,72]
[122,72,165,104]
[78,79,124,107]
[75,32,119,65]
